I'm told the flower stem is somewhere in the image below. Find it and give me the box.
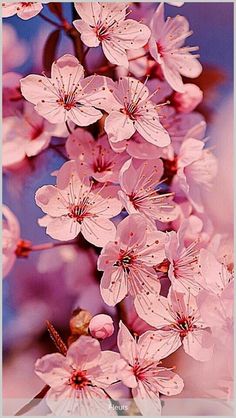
[30,241,76,252]
[66,120,72,134]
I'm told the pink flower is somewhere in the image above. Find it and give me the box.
[198,249,233,295]
[173,83,203,113]
[3,102,67,168]
[66,129,128,183]
[73,2,151,68]
[2,72,23,117]
[35,336,120,416]
[100,76,171,146]
[2,2,43,20]
[117,322,184,415]
[3,24,28,73]
[97,213,166,308]
[197,250,233,352]
[149,4,202,92]
[20,54,104,126]
[118,158,178,224]
[174,138,218,213]
[2,205,20,278]
[35,160,122,247]
[135,289,214,362]
[164,220,203,295]
[89,314,114,339]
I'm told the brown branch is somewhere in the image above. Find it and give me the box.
[46,320,68,356]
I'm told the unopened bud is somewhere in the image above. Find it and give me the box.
[89,314,114,340]
[69,309,92,337]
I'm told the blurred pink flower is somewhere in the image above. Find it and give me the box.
[3,102,67,168]
[117,322,184,415]
[165,220,203,295]
[98,213,166,308]
[66,129,128,183]
[2,24,28,73]
[149,4,202,92]
[136,289,214,362]
[198,249,233,295]
[173,138,218,213]
[20,54,104,126]
[100,76,171,146]
[2,205,20,278]
[73,2,151,68]
[2,2,43,20]
[89,314,114,339]
[36,160,122,246]
[118,158,178,223]
[35,336,119,416]
[2,72,23,117]
[173,83,203,113]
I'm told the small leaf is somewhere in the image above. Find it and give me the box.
[43,29,61,74]
[48,3,63,20]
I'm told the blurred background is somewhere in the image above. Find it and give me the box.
[2,2,234,415]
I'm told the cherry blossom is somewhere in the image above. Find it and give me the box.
[98,213,166,308]
[2,205,21,278]
[100,76,171,146]
[2,2,43,20]
[35,336,119,416]
[164,220,204,295]
[172,83,203,113]
[66,129,128,183]
[117,322,184,415]
[149,3,202,92]
[89,314,114,339]
[73,2,151,68]
[3,102,67,169]
[118,158,178,224]
[20,54,105,126]
[2,72,23,117]
[35,160,122,246]
[173,138,218,213]
[135,289,214,362]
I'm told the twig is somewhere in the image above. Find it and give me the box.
[15,385,50,416]
[46,320,68,356]
[38,12,64,28]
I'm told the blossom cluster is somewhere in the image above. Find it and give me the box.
[2,2,233,417]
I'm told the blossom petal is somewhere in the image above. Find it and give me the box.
[183,328,214,361]
[81,217,116,247]
[73,20,100,47]
[105,111,135,142]
[100,268,128,306]
[35,353,70,388]
[132,382,162,416]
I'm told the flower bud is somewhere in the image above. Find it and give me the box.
[89,314,114,340]
[69,309,92,337]
[173,83,203,113]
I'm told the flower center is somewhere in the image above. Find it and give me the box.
[68,202,90,223]
[173,314,195,338]
[15,239,32,258]
[93,146,113,173]
[157,42,165,57]
[69,370,90,390]
[95,23,111,41]
[113,250,135,272]
[57,94,77,111]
